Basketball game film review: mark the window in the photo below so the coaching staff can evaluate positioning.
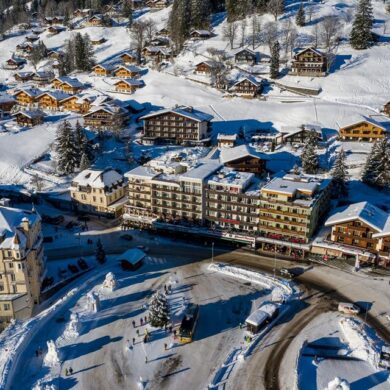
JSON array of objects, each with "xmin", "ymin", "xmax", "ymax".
[
  {"xmin": 10, "ymin": 273, "xmax": 16, "ymax": 281},
  {"xmin": 9, "ymin": 262, "xmax": 14, "ymax": 269},
  {"xmin": 3, "ymin": 304, "xmax": 10, "ymax": 311}
]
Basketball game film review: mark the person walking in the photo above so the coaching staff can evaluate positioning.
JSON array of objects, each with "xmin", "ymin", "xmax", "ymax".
[
  {"xmin": 69, "ymin": 367, "xmax": 73, "ymax": 375},
  {"xmin": 132, "ymin": 337, "xmax": 136, "ymax": 345},
  {"xmin": 132, "ymin": 320, "xmax": 136, "ymax": 328}
]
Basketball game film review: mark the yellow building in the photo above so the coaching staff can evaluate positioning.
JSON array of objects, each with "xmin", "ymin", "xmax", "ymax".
[
  {"xmin": 70, "ymin": 168, "xmax": 127, "ymax": 217},
  {"xmin": 0, "ymin": 204, "xmax": 44, "ymax": 329},
  {"xmin": 339, "ymin": 120, "xmax": 387, "ymax": 142}
]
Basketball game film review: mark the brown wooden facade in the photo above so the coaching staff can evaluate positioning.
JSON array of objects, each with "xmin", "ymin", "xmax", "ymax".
[
  {"xmin": 120, "ymin": 53, "xmax": 137, "ymax": 64},
  {"xmin": 290, "ymin": 48, "xmax": 327, "ymax": 77},
  {"xmin": 83, "ymin": 108, "xmax": 128, "ymax": 130},
  {"xmin": 113, "ymin": 66, "xmax": 141, "ymax": 79},
  {"xmin": 339, "ymin": 121, "xmax": 386, "ymax": 141},
  {"xmin": 36, "ymin": 93, "xmax": 64, "ymax": 110},
  {"xmin": 224, "ymin": 155, "xmax": 266, "ymax": 175},
  {"xmin": 92, "ymin": 65, "xmax": 113, "ymax": 76},
  {"xmin": 231, "ymin": 78, "xmax": 261, "ymax": 98},
  {"xmin": 14, "ymin": 111, "xmax": 44, "ymax": 127},
  {"xmin": 114, "ymin": 80, "xmax": 144, "ymax": 93},
  {"xmin": 0, "ymin": 97, "xmax": 16, "ymax": 113},
  {"xmin": 14, "ymin": 90, "xmax": 39, "ymax": 106},
  {"xmin": 384, "ymin": 102, "xmax": 390, "ymax": 116},
  {"xmin": 194, "ymin": 61, "xmax": 215, "ymax": 75},
  {"xmin": 61, "ymin": 96, "xmax": 91, "ymax": 113}
]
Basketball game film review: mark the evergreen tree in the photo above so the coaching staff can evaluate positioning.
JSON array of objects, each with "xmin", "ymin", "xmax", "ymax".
[
  {"xmin": 169, "ymin": 0, "xmax": 191, "ymax": 49},
  {"xmin": 362, "ymin": 138, "xmax": 390, "ymax": 188},
  {"xmin": 269, "ymin": 40, "xmax": 280, "ymax": 79},
  {"xmin": 301, "ymin": 133, "xmax": 319, "ymax": 174},
  {"xmin": 296, "ymin": 2, "xmax": 305, "ymax": 27},
  {"xmin": 95, "ymin": 239, "xmax": 106, "ymax": 264},
  {"xmin": 331, "ymin": 148, "xmax": 348, "ymax": 198},
  {"xmin": 122, "ymin": 0, "xmax": 133, "ymax": 28},
  {"xmin": 148, "ymin": 291, "xmax": 169, "ymax": 328},
  {"xmin": 191, "ymin": 0, "xmax": 211, "ymax": 29},
  {"xmin": 73, "ymin": 120, "xmax": 93, "ymax": 162},
  {"xmin": 55, "ymin": 120, "xmax": 78, "ymax": 175},
  {"xmin": 350, "ymin": 0, "xmax": 374, "ymax": 50},
  {"xmin": 79, "ymin": 152, "xmax": 91, "ymax": 170}
]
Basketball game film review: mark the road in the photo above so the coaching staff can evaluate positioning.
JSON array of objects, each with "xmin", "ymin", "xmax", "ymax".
[{"xmin": 44, "ymin": 233, "xmax": 390, "ymax": 390}]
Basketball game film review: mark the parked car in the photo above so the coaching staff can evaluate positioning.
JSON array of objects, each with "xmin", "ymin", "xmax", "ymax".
[
  {"xmin": 279, "ymin": 268, "xmax": 294, "ymax": 279},
  {"xmin": 120, "ymin": 234, "xmax": 133, "ymax": 241},
  {"xmin": 68, "ymin": 264, "xmax": 79, "ymax": 274},
  {"xmin": 77, "ymin": 258, "xmax": 89, "ymax": 270},
  {"xmin": 338, "ymin": 302, "xmax": 361, "ymax": 315},
  {"xmin": 120, "ymin": 259, "xmax": 142, "ymax": 271}
]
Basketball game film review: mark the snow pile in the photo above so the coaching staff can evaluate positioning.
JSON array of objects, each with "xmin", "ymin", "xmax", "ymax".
[
  {"xmin": 43, "ymin": 340, "xmax": 61, "ymax": 368},
  {"xmin": 327, "ymin": 377, "xmax": 350, "ymax": 390},
  {"xmin": 33, "ymin": 384, "xmax": 57, "ymax": 390},
  {"xmin": 87, "ymin": 291, "xmax": 100, "ymax": 313},
  {"xmin": 102, "ymin": 272, "xmax": 117, "ymax": 292},
  {"xmin": 208, "ymin": 263, "xmax": 293, "ymax": 299},
  {"xmin": 63, "ymin": 313, "xmax": 81, "ymax": 339},
  {"xmin": 339, "ymin": 318, "xmax": 379, "ymax": 367}
]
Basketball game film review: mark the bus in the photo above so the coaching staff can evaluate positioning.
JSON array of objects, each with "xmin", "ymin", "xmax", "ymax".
[{"xmin": 178, "ymin": 304, "xmax": 199, "ymax": 343}]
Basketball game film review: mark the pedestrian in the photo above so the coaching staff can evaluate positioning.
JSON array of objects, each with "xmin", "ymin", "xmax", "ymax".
[
  {"xmin": 69, "ymin": 367, "xmax": 73, "ymax": 375},
  {"xmin": 132, "ymin": 320, "xmax": 136, "ymax": 328},
  {"xmin": 164, "ymin": 343, "xmax": 167, "ymax": 351},
  {"xmin": 143, "ymin": 336, "xmax": 147, "ymax": 343},
  {"xmin": 169, "ymin": 326, "xmax": 173, "ymax": 333},
  {"xmin": 144, "ymin": 316, "xmax": 148, "ymax": 323},
  {"xmin": 145, "ymin": 356, "xmax": 148, "ymax": 364},
  {"xmin": 65, "ymin": 368, "xmax": 69, "ymax": 376},
  {"xmin": 136, "ymin": 329, "xmax": 140, "ymax": 336},
  {"xmin": 35, "ymin": 350, "xmax": 39, "ymax": 357},
  {"xmin": 132, "ymin": 337, "xmax": 135, "ymax": 345},
  {"xmin": 140, "ymin": 318, "xmax": 143, "ymax": 326}
]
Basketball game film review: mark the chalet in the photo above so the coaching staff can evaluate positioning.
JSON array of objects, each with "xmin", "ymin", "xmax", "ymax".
[
  {"xmin": 113, "ymin": 65, "xmax": 142, "ymax": 79},
  {"xmin": 158, "ymin": 27, "xmax": 169, "ymax": 36},
  {"xmin": 220, "ymin": 145, "xmax": 267, "ymax": 174},
  {"xmin": 383, "ymin": 102, "xmax": 390, "ymax": 117},
  {"xmin": 52, "ymin": 76, "xmax": 84, "ymax": 94},
  {"xmin": 26, "ymin": 35, "xmax": 39, "ymax": 42},
  {"xmin": 84, "ymin": 14, "xmax": 110, "ymax": 27},
  {"xmin": 324, "ymin": 202, "xmax": 390, "ymax": 261},
  {"xmin": 217, "ymin": 134, "xmax": 237, "ymax": 148},
  {"xmin": 14, "ymin": 71, "xmax": 34, "ymax": 82},
  {"xmin": 120, "ymin": 51, "xmax": 137, "ymax": 64},
  {"xmin": 190, "ymin": 30, "xmax": 212, "ymax": 40},
  {"xmin": 32, "ymin": 71, "xmax": 55, "ymax": 86},
  {"xmin": 0, "ymin": 94, "xmax": 16, "ymax": 114},
  {"xmin": 290, "ymin": 47, "xmax": 327, "ymax": 77},
  {"xmin": 13, "ymin": 88, "xmax": 41, "ymax": 107},
  {"xmin": 141, "ymin": 105, "xmax": 213, "ymax": 145},
  {"xmin": 147, "ymin": 36, "xmax": 170, "ymax": 47},
  {"xmin": 83, "ymin": 104, "xmax": 129, "ymax": 130},
  {"xmin": 36, "ymin": 91, "xmax": 70, "ymax": 110},
  {"xmin": 47, "ymin": 50, "xmax": 63, "ymax": 60},
  {"xmin": 114, "ymin": 79, "xmax": 145, "ymax": 93},
  {"xmin": 282, "ymin": 124, "xmax": 323, "ymax": 144},
  {"xmin": 4, "ymin": 57, "xmax": 26, "ymax": 70},
  {"xmin": 13, "ymin": 110, "xmax": 45, "ymax": 127},
  {"xmin": 142, "ymin": 46, "xmax": 172, "ymax": 63},
  {"xmin": 15, "ymin": 42, "xmax": 35, "ymax": 57},
  {"xmin": 73, "ymin": 8, "xmax": 93, "ymax": 17},
  {"xmin": 230, "ymin": 76, "xmax": 262, "ymax": 98},
  {"xmin": 194, "ymin": 61, "xmax": 217, "ymax": 75},
  {"xmin": 48, "ymin": 26, "xmax": 65, "ymax": 35},
  {"xmin": 90, "ymin": 36, "xmax": 107, "ymax": 45},
  {"xmin": 234, "ymin": 48, "xmax": 257, "ymax": 65},
  {"xmin": 44, "ymin": 16, "xmax": 65, "ymax": 25},
  {"xmin": 339, "ymin": 119, "xmax": 387, "ymax": 142},
  {"xmin": 146, "ymin": 0, "xmax": 170, "ymax": 9},
  {"xmin": 61, "ymin": 94, "xmax": 95, "ymax": 113},
  {"xmin": 92, "ymin": 64, "xmax": 115, "ymax": 77}
]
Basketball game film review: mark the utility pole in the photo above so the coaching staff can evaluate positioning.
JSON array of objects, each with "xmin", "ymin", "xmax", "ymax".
[{"xmin": 211, "ymin": 242, "xmax": 214, "ymax": 263}]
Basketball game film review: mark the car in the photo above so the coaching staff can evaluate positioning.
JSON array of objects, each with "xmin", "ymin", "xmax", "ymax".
[
  {"xmin": 77, "ymin": 258, "xmax": 89, "ymax": 270},
  {"xmin": 279, "ymin": 268, "xmax": 294, "ymax": 279},
  {"xmin": 136, "ymin": 245, "xmax": 149, "ymax": 253},
  {"xmin": 68, "ymin": 264, "xmax": 79, "ymax": 274},
  {"xmin": 120, "ymin": 234, "xmax": 133, "ymax": 241},
  {"xmin": 338, "ymin": 302, "xmax": 361, "ymax": 315}
]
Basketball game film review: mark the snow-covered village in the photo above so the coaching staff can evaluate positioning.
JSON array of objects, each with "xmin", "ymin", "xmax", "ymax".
[{"xmin": 0, "ymin": 0, "xmax": 390, "ymax": 388}]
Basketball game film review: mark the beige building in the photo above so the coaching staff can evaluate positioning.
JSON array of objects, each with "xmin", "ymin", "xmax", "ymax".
[
  {"xmin": 0, "ymin": 204, "xmax": 44, "ymax": 329},
  {"xmin": 70, "ymin": 168, "xmax": 127, "ymax": 217}
]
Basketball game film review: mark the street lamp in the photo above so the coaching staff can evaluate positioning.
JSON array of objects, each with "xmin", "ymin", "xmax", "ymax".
[{"xmin": 211, "ymin": 242, "xmax": 214, "ymax": 263}]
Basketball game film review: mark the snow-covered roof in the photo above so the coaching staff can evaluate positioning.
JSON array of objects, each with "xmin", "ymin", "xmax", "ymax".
[
  {"xmin": 245, "ymin": 303, "xmax": 277, "ymax": 326},
  {"xmin": 37, "ymin": 90, "xmax": 71, "ymax": 101},
  {"xmin": 14, "ymin": 88, "xmax": 42, "ymax": 97},
  {"xmin": 14, "ymin": 71, "xmax": 34, "ymax": 78},
  {"xmin": 232, "ymin": 75, "xmax": 261, "ymax": 87},
  {"xmin": 118, "ymin": 248, "xmax": 145, "ymax": 265},
  {"xmin": 93, "ymin": 63, "xmax": 116, "ymax": 71},
  {"xmin": 180, "ymin": 161, "xmax": 221, "ymax": 181},
  {"xmin": 220, "ymin": 144, "xmax": 266, "ymax": 164},
  {"xmin": 217, "ymin": 133, "xmax": 237, "ymax": 141},
  {"xmin": 191, "ymin": 29, "xmax": 212, "ymax": 36},
  {"xmin": 72, "ymin": 168, "xmax": 124, "ymax": 189},
  {"xmin": 54, "ymin": 76, "xmax": 84, "ymax": 88},
  {"xmin": 140, "ymin": 105, "xmax": 213, "ymax": 123},
  {"xmin": 84, "ymin": 103, "xmax": 127, "ymax": 116},
  {"xmin": 195, "ymin": 60, "xmax": 217, "ymax": 68},
  {"xmin": 125, "ymin": 165, "xmax": 158, "ymax": 179},
  {"xmin": 13, "ymin": 109, "xmax": 45, "ymax": 119},
  {"xmin": 337, "ymin": 118, "xmax": 388, "ymax": 132},
  {"xmin": 294, "ymin": 46, "xmax": 325, "ymax": 58},
  {"xmin": 0, "ymin": 94, "xmax": 15, "ymax": 103},
  {"xmin": 114, "ymin": 78, "xmax": 144, "ymax": 87},
  {"xmin": 325, "ymin": 202, "xmax": 390, "ymax": 235},
  {"xmin": 120, "ymin": 51, "xmax": 136, "ymax": 58},
  {"xmin": 114, "ymin": 64, "xmax": 142, "ymax": 73},
  {"xmin": 233, "ymin": 47, "xmax": 256, "ymax": 56},
  {"xmin": 207, "ymin": 167, "xmax": 254, "ymax": 189},
  {"xmin": 262, "ymin": 174, "xmax": 323, "ymax": 196}
]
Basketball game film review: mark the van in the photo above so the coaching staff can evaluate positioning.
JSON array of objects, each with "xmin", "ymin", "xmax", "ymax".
[{"xmin": 338, "ymin": 302, "xmax": 360, "ymax": 315}]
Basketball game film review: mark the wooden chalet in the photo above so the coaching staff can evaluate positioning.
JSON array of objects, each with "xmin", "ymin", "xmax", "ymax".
[
  {"xmin": 220, "ymin": 145, "xmax": 267, "ymax": 174},
  {"xmin": 13, "ymin": 88, "xmax": 41, "ymax": 107},
  {"xmin": 36, "ymin": 91, "xmax": 70, "ymax": 110},
  {"xmin": 120, "ymin": 52, "xmax": 137, "ymax": 64},
  {"xmin": 26, "ymin": 35, "xmax": 39, "ymax": 42},
  {"xmin": 383, "ymin": 102, "xmax": 390, "ymax": 116},
  {"xmin": 90, "ymin": 36, "xmax": 107, "ymax": 45},
  {"xmin": 142, "ymin": 46, "xmax": 172, "ymax": 63},
  {"xmin": 146, "ymin": 0, "xmax": 170, "ymax": 9},
  {"xmin": 61, "ymin": 95, "xmax": 93, "ymax": 113},
  {"xmin": 158, "ymin": 27, "xmax": 169, "ymax": 36},
  {"xmin": 0, "ymin": 95, "xmax": 16, "ymax": 113},
  {"xmin": 234, "ymin": 48, "xmax": 257, "ymax": 65},
  {"xmin": 83, "ymin": 104, "xmax": 129, "ymax": 131},
  {"xmin": 217, "ymin": 134, "xmax": 237, "ymax": 148},
  {"xmin": 14, "ymin": 71, "xmax": 34, "ymax": 82},
  {"xmin": 32, "ymin": 71, "xmax": 55, "ymax": 85},
  {"xmin": 282, "ymin": 124, "xmax": 323, "ymax": 144},
  {"xmin": 13, "ymin": 110, "xmax": 45, "ymax": 127},
  {"xmin": 48, "ymin": 26, "xmax": 65, "ymax": 35},
  {"xmin": 52, "ymin": 77, "xmax": 84, "ymax": 95},
  {"xmin": 84, "ymin": 14, "xmax": 111, "ymax": 27},
  {"xmin": 290, "ymin": 47, "xmax": 327, "ymax": 77},
  {"xmin": 47, "ymin": 50, "xmax": 63, "ymax": 60},
  {"xmin": 339, "ymin": 120, "xmax": 387, "ymax": 142},
  {"xmin": 44, "ymin": 16, "xmax": 65, "ymax": 25},
  {"xmin": 114, "ymin": 79, "xmax": 145, "ymax": 93},
  {"xmin": 92, "ymin": 64, "xmax": 115, "ymax": 77},
  {"xmin": 190, "ymin": 30, "xmax": 212, "ymax": 40},
  {"xmin": 4, "ymin": 57, "xmax": 26, "ymax": 70},
  {"xmin": 73, "ymin": 8, "xmax": 93, "ymax": 17},
  {"xmin": 113, "ymin": 65, "xmax": 142, "ymax": 79},
  {"xmin": 230, "ymin": 77, "xmax": 262, "ymax": 98},
  {"xmin": 194, "ymin": 61, "xmax": 217, "ymax": 75}
]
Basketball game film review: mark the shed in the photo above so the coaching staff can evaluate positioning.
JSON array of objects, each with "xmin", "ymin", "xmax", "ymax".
[{"xmin": 117, "ymin": 248, "xmax": 145, "ymax": 270}]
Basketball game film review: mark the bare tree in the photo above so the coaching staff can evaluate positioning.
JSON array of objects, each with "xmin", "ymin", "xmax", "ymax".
[
  {"xmin": 130, "ymin": 21, "xmax": 147, "ymax": 63},
  {"xmin": 210, "ymin": 62, "xmax": 228, "ymax": 90},
  {"xmin": 240, "ymin": 19, "xmax": 247, "ymax": 48},
  {"xmin": 144, "ymin": 18, "xmax": 156, "ymax": 43},
  {"xmin": 287, "ymin": 26, "xmax": 298, "ymax": 58},
  {"xmin": 268, "ymin": 0, "xmax": 284, "ymax": 21},
  {"xmin": 249, "ymin": 15, "xmax": 261, "ymax": 49},
  {"xmin": 307, "ymin": 4, "xmax": 314, "ymax": 23},
  {"xmin": 320, "ymin": 15, "xmax": 340, "ymax": 52},
  {"xmin": 281, "ymin": 19, "xmax": 293, "ymax": 58},
  {"xmin": 311, "ymin": 23, "xmax": 320, "ymax": 47},
  {"xmin": 207, "ymin": 47, "xmax": 227, "ymax": 63},
  {"xmin": 223, "ymin": 22, "xmax": 238, "ymax": 49},
  {"xmin": 263, "ymin": 21, "xmax": 278, "ymax": 53},
  {"xmin": 30, "ymin": 174, "xmax": 44, "ymax": 192}
]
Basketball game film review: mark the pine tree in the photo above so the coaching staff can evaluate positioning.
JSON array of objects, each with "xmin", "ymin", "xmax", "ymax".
[
  {"xmin": 362, "ymin": 138, "xmax": 390, "ymax": 188},
  {"xmin": 191, "ymin": 0, "xmax": 211, "ymax": 29},
  {"xmin": 301, "ymin": 133, "xmax": 319, "ymax": 174},
  {"xmin": 296, "ymin": 2, "xmax": 305, "ymax": 27},
  {"xmin": 148, "ymin": 291, "xmax": 169, "ymax": 328},
  {"xmin": 79, "ymin": 152, "xmax": 91, "ymax": 170},
  {"xmin": 331, "ymin": 148, "xmax": 348, "ymax": 198},
  {"xmin": 95, "ymin": 239, "xmax": 106, "ymax": 264},
  {"xmin": 270, "ymin": 40, "xmax": 280, "ymax": 79},
  {"xmin": 55, "ymin": 121, "xmax": 78, "ymax": 175},
  {"xmin": 350, "ymin": 0, "xmax": 374, "ymax": 50},
  {"xmin": 169, "ymin": 0, "xmax": 191, "ymax": 49},
  {"xmin": 73, "ymin": 121, "xmax": 93, "ymax": 162}
]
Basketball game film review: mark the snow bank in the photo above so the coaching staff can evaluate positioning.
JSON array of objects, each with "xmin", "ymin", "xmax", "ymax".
[
  {"xmin": 327, "ymin": 377, "xmax": 350, "ymax": 390},
  {"xmin": 208, "ymin": 262, "xmax": 293, "ymax": 299},
  {"xmin": 339, "ymin": 318, "xmax": 380, "ymax": 368}
]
